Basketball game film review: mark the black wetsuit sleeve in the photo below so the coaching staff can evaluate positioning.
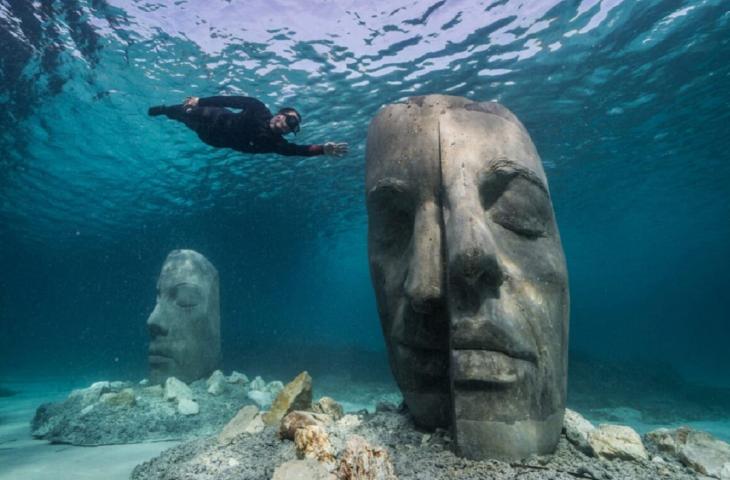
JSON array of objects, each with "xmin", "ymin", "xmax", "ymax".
[
  {"xmin": 197, "ymin": 96, "xmax": 268, "ymax": 112},
  {"xmin": 273, "ymin": 141, "xmax": 325, "ymax": 157}
]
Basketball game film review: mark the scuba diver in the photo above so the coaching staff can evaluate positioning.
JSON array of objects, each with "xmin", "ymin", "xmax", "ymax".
[{"xmin": 148, "ymin": 95, "xmax": 348, "ymax": 157}]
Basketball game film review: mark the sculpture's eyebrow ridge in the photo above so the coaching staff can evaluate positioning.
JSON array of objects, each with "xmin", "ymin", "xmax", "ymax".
[
  {"xmin": 367, "ymin": 177, "xmax": 413, "ymax": 202},
  {"xmin": 485, "ymin": 159, "xmax": 548, "ymax": 195}
]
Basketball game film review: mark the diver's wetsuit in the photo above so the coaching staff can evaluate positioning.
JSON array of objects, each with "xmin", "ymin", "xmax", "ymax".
[{"xmin": 149, "ymin": 96, "xmax": 324, "ymax": 156}]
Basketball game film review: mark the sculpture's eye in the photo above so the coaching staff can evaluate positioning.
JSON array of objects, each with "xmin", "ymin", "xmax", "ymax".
[
  {"xmin": 481, "ymin": 171, "xmax": 551, "ymax": 239},
  {"xmin": 368, "ymin": 186, "xmax": 414, "ymax": 255},
  {"xmin": 170, "ymin": 283, "xmax": 203, "ymax": 309}
]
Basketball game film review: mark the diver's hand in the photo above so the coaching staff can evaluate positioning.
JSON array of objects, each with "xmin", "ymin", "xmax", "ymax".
[
  {"xmin": 183, "ymin": 96, "xmax": 199, "ymax": 107},
  {"xmin": 323, "ymin": 142, "xmax": 348, "ymax": 157}
]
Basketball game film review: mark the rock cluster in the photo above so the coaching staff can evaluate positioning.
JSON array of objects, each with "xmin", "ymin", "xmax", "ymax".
[
  {"xmin": 130, "ymin": 373, "xmax": 729, "ymax": 480},
  {"xmin": 31, "ymin": 370, "xmax": 268, "ymax": 445},
  {"xmin": 646, "ymin": 427, "xmax": 730, "ymax": 479}
]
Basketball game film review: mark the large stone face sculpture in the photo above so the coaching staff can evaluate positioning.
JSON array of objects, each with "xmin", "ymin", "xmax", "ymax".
[
  {"xmin": 147, "ymin": 249, "xmax": 221, "ymax": 384},
  {"xmin": 365, "ymin": 95, "xmax": 569, "ymax": 461}
]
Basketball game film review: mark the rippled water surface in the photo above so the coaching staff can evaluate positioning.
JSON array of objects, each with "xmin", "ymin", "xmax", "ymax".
[{"xmin": 1, "ymin": 1, "xmax": 729, "ymax": 384}]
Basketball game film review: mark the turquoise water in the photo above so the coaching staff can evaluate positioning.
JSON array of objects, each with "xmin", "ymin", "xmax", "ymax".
[{"xmin": 1, "ymin": 0, "xmax": 729, "ymax": 395}]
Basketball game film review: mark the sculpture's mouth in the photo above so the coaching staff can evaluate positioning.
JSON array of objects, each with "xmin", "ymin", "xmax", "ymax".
[
  {"xmin": 148, "ymin": 345, "xmax": 175, "ymax": 365},
  {"xmin": 451, "ymin": 349, "xmax": 534, "ymax": 386}
]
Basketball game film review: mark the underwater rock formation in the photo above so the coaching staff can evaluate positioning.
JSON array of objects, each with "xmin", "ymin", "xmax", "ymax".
[
  {"xmin": 645, "ymin": 427, "xmax": 730, "ymax": 479},
  {"xmin": 31, "ymin": 371, "xmax": 265, "ymax": 445},
  {"xmin": 130, "ymin": 405, "xmax": 703, "ymax": 480},
  {"xmin": 148, "ymin": 249, "xmax": 221, "ymax": 385},
  {"xmin": 365, "ymin": 95, "xmax": 569, "ymax": 461}
]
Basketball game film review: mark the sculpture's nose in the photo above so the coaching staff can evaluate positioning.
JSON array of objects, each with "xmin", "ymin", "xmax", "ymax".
[
  {"xmin": 147, "ymin": 305, "xmax": 168, "ymax": 338},
  {"xmin": 445, "ymin": 197, "xmax": 504, "ymax": 314},
  {"xmin": 404, "ymin": 201, "xmax": 444, "ymax": 314}
]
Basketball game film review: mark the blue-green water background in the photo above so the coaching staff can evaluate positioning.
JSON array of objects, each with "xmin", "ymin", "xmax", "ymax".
[{"xmin": 1, "ymin": 0, "xmax": 729, "ymax": 386}]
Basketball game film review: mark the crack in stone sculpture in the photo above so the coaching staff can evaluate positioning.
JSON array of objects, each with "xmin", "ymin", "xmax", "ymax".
[{"xmin": 365, "ymin": 94, "xmax": 569, "ymax": 461}]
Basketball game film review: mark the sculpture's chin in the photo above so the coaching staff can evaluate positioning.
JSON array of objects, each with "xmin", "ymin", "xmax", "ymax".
[{"xmin": 454, "ymin": 410, "xmax": 564, "ymax": 461}]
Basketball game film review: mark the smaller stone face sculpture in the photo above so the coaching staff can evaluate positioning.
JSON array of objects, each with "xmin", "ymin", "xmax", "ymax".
[{"xmin": 147, "ymin": 249, "xmax": 220, "ymax": 384}]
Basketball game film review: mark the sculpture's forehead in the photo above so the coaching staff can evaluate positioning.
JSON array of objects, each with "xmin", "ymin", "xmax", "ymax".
[
  {"xmin": 159, "ymin": 263, "xmax": 210, "ymax": 290},
  {"xmin": 366, "ymin": 99, "xmax": 548, "ymax": 189}
]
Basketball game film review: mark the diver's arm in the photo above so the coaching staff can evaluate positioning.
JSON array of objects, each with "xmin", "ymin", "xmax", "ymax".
[
  {"xmin": 273, "ymin": 141, "xmax": 325, "ymax": 157},
  {"xmin": 273, "ymin": 141, "xmax": 348, "ymax": 157},
  {"xmin": 196, "ymin": 96, "xmax": 268, "ymax": 111}
]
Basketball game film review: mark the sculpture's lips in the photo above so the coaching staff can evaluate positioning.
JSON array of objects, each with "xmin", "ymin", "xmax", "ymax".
[
  {"xmin": 148, "ymin": 354, "xmax": 172, "ymax": 364},
  {"xmin": 451, "ymin": 349, "xmax": 532, "ymax": 385},
  {"xmin": 148, "ymin": 346, "xmax": 174, "ymax": 363},
  {"xmin": 450, "ymin": 312, "xmax": 538, "ymax": 365}
]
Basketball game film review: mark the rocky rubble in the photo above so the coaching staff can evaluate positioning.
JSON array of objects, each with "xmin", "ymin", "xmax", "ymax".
[
  {"xmin": 31, "ymin": 370, "xmax": 279, "ymax": 445},
  {"xmin": 131, "ymin": 371, "xmax": 721, "ymax": 480}
]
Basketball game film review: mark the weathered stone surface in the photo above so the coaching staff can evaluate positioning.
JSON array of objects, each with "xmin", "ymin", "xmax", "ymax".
[
  {"xmin": 365, "ymin": 95, "xmax": 569, "ymax": 461},
  {"xmin": 337, "ymin": 434, "xmax": 397, "ymax": 480},
  {"xmin": 227, "ymin": 371, "xmax": 249, "ymax": 384},
  {"xmin": 100, "ymin": 388, "xmax": 136, "ymax": 407},
  {"xmin": 266, "ymin": 380, "xmax": 285, "ymax": 395},
  {"xmin": 164, "ymin": 377, "xmax": 193, "ymax": 402},
  {"xmin": 263, "ymin": 371, "xmax": 313, "ymax": 426},
  {"xmin": 294, "ymin": 424, "xmax": 336, "ymax": 467},
  {"xmin": 588, "ymin": 424, "xmax": 647, "ymax": 461},
  {"xmin": 147, "ymin": 249, "xmax": 220, "ymax": 384},
  {"xmin": 142, "ymin": 385, "xmax": 164, "ymax": 397},
  {"xmin": 646, "ymin": 426, "xmax": 730, "ymax": 479},
  {"xmin": 563, "ymin": 408, "xmax": 595, "ymax": 455},
  {"xmin": 218, "ymin": 405, "xmax": 260, "ymax": 444},
  {"xmin": 272, "ymin": 459, "xmax": 334, "ymax": 480},
  {"xmin": 32, "ymin": 376, "xmax": 255, "ymax": 445},
  {"xmin": 206, "ymin": 370, "xmax": 227, "ymax": 396},
  {"xmin": 313, "ymin": 396, "xmax": 344, "ymax": 420},
  {"xmin": 247, "ymin": 390, "xmax": 273, "ymax": 408},
  {"xmin": 68, "ymin": 381, "xmax": 110, "ymax": 405},
  {"xmin": 177, "ymin": 398, "xmax": 199, "ymax": 415},
  {"xmin": 250, "ymin": 376, "xmax": 266, "ymax": 391},
  {"xmin": 130, "ymin": 410, "xmax": 701, "ymax": 480},
  {"xmin": 244, "ymin": 412, "xmax": 265, "ymax": 434},
  {"xmin": 280, "ymin": 410, "xmax": 332, "ymax": 440}
]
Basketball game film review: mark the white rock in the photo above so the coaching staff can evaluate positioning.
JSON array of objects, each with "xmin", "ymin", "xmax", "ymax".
[
  {"xmin": 227, "ymin": 371, "xmax": 249, "ymax": 384},
  {"xmin": 721, "ymin": 462, "xmax": 730, "ymax": 480},
  {"xmin": 228, "ymin": 458, "xmax": 240, "ymax": 467},
  {"xmin": 563, "ymin": 408, "xmax": 595, "ymax": 455},
  {"xmin": 79, "ymin": 405, "xmax": 95, "ymax": 416},
  {"xmin": 588, "ymin": 424, "xmax": 647, "ymax": 461},
  {"xmin": 647, "ymin": 427, "xmax": 730, "ymax": 479},
  {"xmin": 247, "ymin": 390, "xmax": 273, "ymax": 409},
  {"xmin": 164, "ymin": 377, "xmax": 193, "ymax": 402},
  {"xmin": 272, "ymin": 459, "xmax": 333, "ymax": 480},
  {"xmin": 206, "ymin": 370, "xmax": 227, "ymax": 396},
  {"xmin": 68, "ymin": 381, "xmax": 110, "ymax": 405},
  {"xmin": 177, "ymin": 398, "xmax": 200, "ymax": 415},
  {"xmin": 218, "ymin": 405, "xmax": 260, "ymax": 444},
  {"xmin": 337, "ymin": 414, "xmax": 362, "ymax": 429},
  {"xmin": 139, "ymin": 379, "xmax": 150, "ymax": 386},
  {"xmin": 265, "ymin": 380, "xmax": 284, "ymax": 395},
  {"xmin": 249, "ymin": 376, "xmax": 266, "ymax": 391},
  {"xmin": 244, "ymin": 413, "xmax": 265, "ymax": 434},
  {"xmin": 109, "ymin": 381, "xmax": 128, "ymax": 390}
]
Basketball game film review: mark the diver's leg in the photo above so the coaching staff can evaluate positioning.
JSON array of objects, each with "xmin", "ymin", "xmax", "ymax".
[{"xmin": 148, "ymin": 104, "xmax": 220, "ymax": 133}]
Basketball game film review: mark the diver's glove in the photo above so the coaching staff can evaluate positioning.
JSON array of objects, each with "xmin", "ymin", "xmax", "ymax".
[{"xmin": 323, "ymin": 142, "xmax": 349, "ymax": 157}]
